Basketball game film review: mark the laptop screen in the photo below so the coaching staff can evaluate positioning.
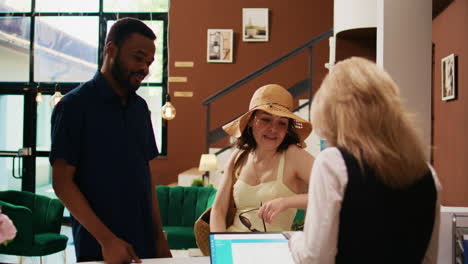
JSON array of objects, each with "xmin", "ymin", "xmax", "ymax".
[{"xmin": 209, "ymin": 232, "xmax": 295, "ymax": 264}]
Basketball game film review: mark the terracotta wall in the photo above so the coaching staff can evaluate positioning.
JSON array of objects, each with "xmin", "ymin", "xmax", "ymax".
[
  {"xmin": 151, "ymin": 1, "xmax": 333, "ymax": 185},
  {"xmin": 432, "ymin": 0, "xmax": 468, "ymax": 206}
]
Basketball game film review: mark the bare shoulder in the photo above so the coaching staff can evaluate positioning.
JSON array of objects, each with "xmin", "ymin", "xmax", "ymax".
[
  {"xmin": 285, "ymin": 144, "xmax": 314, "ymax": 162},
  {"xmin": 284, "ymin": 145, "xmax": 314, "ymax": 185}
]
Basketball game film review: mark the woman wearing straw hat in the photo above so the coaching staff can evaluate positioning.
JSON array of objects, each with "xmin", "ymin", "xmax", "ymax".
[
  {"xmin": 288, "ymin": 57, "xmax": 441, "ymax": 263},
  {"xmin": 210, "ymin": 84, "xmax": 315, "ymax": 232}
]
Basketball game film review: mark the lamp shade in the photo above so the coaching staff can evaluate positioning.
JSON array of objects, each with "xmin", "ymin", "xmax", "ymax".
[{"xmin": 198, "ymin": 154, "xmax": 217, "ymax": 172}]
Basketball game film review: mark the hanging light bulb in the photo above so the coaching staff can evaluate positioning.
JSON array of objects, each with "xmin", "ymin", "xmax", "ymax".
[
  {"xmin": 35, "ymin": 85, "xmax": 43, "ymax": 103},
  {"xmin": 52, "ymin": 91, "xmax": 62, "ymax": 105},
  {"xmin": 161, "ymin": 93, "xmax": 176, "ymax": 120},
  {"xmin": 50, "ymin": 84, "xmax": 63, "ymax": 107},
  {"xmin": 36, "ymin": 92, "xmax": 43, "ymax": 103}
]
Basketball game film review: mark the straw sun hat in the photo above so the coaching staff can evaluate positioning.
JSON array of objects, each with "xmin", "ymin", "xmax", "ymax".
[{"xmin": 222, "ymin": 84, "xmax": 312, "ymax": 148}]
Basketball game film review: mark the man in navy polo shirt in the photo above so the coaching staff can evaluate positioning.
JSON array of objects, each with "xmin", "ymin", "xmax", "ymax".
[{"xmin": 50, "ymin": 17, "xmax": 171, "ymax": 263}]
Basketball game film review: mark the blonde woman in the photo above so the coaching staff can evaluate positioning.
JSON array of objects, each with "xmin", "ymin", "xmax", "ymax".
[
  {"xmin": 210, "ymin": 84, "xmax": 314, "ymax": 233},
  {"xmin": 289, "ymin": 57, "xmax": 441, "ymax": 264}
]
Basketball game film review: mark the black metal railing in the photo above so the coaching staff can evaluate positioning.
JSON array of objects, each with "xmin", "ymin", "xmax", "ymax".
[
  {"xmin": 0, "ymin": 148, "xmax": 33, "ymax": 179},
  {"xmin": 202, "ymin": 29, "xmax": 333, "ymax": 153}
]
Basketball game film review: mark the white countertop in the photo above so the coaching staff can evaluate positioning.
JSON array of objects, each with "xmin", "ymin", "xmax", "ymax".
[{"xmin": 79, "ymin": 257, "xmax": 210, "ymax": 264}]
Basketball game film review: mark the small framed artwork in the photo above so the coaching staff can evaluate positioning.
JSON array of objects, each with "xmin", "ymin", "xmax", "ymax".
[
  {"xmin": 441, "ymin": 54, "xmax": 457, "ymax": 101},
  {"xmin": 207, "ymin": 29, "xmax": 233, "ymax": 63},
  {"xmin": 242, "ymin": 8, "xmax": 269, "ymax": 42}
]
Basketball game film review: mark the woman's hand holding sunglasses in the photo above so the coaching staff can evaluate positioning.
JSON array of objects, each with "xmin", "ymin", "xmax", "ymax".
[
  {"xmin": 239, "ymin": 202, "xmax": 267, "ymax": 232},
  {"xmin": 258, "ymin": 197, "xmax": 287, "ymax": 224}
]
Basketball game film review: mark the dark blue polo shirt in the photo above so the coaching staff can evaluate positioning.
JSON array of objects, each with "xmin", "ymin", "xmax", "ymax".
[{"xmin": 50, "ymin": 72, "xmax": 159, "ymax": 261}]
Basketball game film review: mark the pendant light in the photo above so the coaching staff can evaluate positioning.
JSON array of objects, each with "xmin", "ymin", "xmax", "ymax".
[
  {"xmin": 35, "ymin": 85, "xmax": 43, "ymax": 103},
  {"xmin": 50, "ymin": 84, "xmax": 63, "ymax": 107},
  {"xmin": 161, "ymin": 93, "xmax": 176, "ymax": 120}
]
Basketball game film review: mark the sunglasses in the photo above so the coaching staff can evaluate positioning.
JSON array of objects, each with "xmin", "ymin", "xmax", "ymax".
[{"xmin": 238, "ymin": 202, "xmax": 267, "ymax": 232}]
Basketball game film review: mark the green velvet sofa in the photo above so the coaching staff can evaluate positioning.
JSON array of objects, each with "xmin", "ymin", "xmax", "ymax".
[
  {"xmin": 156, "ymin": 185, "xmax": 217, "ymax": 249},
  {"xmin": 156, "ymin": 185, "xmax": 306, "ymax": 249}
]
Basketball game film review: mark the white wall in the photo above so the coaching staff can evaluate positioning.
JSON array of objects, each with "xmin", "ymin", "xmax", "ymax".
[
  {"xmin": 334, "ymin": 0, "xmax": 377, "ymax": 35},
  {"xmin": 332, "ymin": 0, "xmax": 432, "ymax": 159},
  {"xmin": 377, "ymin": 0, "xmax": 432, "ymax": 159}
]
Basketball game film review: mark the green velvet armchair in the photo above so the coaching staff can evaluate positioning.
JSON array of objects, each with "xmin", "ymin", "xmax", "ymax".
[
  {"xmin": 156, "ymin": 185, "xmax": 216, "ymax": 249},
  {"xmin": 0, "ymin": 190, "xmax": 68, "ymax": 261}
]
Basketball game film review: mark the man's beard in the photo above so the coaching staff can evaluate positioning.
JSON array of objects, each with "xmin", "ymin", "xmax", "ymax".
[{"xmin": 110, "ymin": 52, "xmax": 143, "ymax": 93}]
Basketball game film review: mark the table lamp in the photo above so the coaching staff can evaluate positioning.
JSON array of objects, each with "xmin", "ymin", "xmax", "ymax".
[{"xmin": 198, "ymin": 154, "xmax": 217, "ymax": 186}]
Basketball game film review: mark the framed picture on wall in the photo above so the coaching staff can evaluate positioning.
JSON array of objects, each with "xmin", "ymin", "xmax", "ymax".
[
  {"xmin": 207, "ymin": 29, "xmax": 233, "ymax": 63},
  {"xmin": 441, "ymin": 53, "xmax": 456, "ymax": 101},
  {"xmin": 242, "ymin": 8, "xmax": 269, "ymax": 42}
]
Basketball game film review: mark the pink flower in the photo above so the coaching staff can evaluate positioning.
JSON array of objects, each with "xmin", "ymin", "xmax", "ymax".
[{"xmin": 0, "ymin": 209, "xmax": 17, "ymax": 245}]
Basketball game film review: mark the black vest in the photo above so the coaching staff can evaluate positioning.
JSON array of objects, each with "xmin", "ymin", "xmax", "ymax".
[{"xmin": 336, "ymin": 147, "xmax": 437, "ymax": 264}]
